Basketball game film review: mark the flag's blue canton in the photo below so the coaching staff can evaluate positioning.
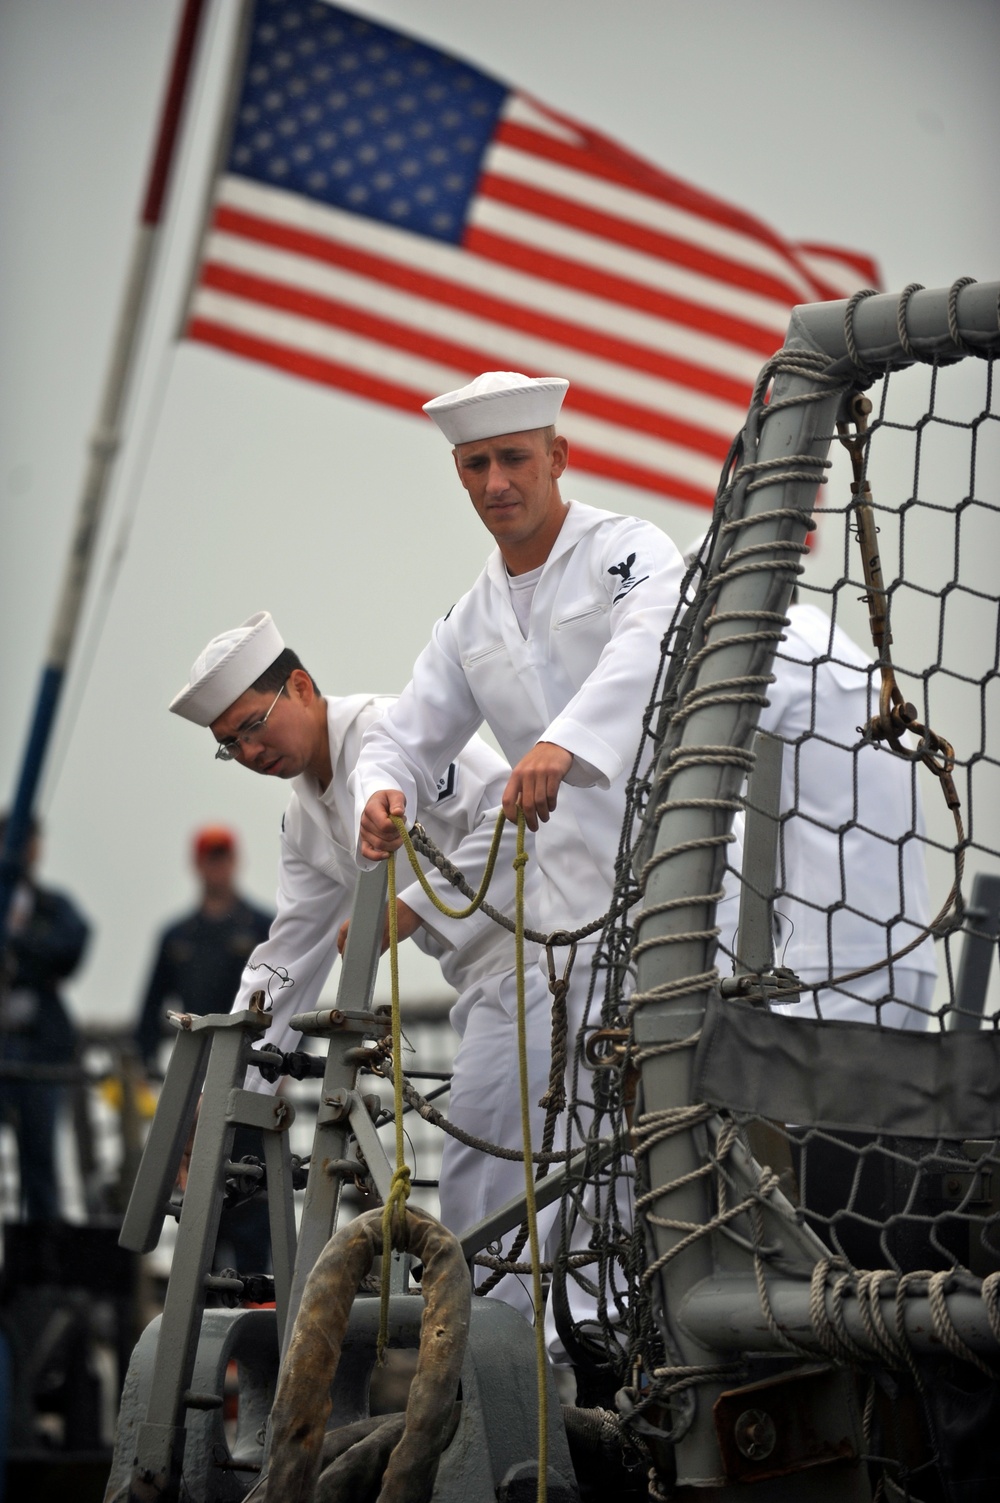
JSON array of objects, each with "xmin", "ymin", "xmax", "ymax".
[{"xmin": 228, "ymin": 0, "xmax": 508, "ymax": 245}]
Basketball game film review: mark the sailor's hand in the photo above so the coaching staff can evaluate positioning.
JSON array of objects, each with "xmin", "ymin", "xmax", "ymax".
[
  {"xmin": 337, "ymin": 900, "xmax": 422, "ymax": 957},
  {"xmin": 360, "ymin": 790, "xmax": 408, "ymax": 861},
  {"xmin": 503, "ymin": 741, "xmax": 573, "ymax": 831}
]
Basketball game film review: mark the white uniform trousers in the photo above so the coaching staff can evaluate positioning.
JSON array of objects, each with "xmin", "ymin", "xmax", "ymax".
[
  {"xmin": 543, "ymin": 875, "xmax": 749, "ymax": 1370},
  {"xmin": 535, "ymin": 938, "xmax": 636, "ymax": 1369},
  {"xmin": 438, "ymin": 963, "xmax": 558, "ymax": 1326}
]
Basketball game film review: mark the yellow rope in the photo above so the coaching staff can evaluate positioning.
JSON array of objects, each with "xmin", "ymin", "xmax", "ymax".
[
  {"xmin": 513, "ymin": 809, "xmax": 548, "ymax": 1503},
  {"xmin": 390, "ymin": 809, "xmax": 507, "ymax": 918},
  {"xmin": 377, "ymin": 849, "xmax": 411, "ymax": 1364},
  {"xmin": 379, "ymin": 809, "xmax": 548, "ymax": 1501}
]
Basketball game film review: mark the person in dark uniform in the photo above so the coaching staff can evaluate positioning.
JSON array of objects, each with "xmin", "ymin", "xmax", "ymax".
[
  {"xmin": 136, "ymin": 826, "xmax": 273, "ymax": 1272},
  {"xmin": 137, "ymin": 826, "xmax": 272, "ymax": 1066},
  {"xmin": 0, "ymin": 813, "xmax": 90, "ymax": 1221}
]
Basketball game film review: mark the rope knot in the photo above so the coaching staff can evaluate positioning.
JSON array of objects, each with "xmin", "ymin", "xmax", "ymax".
[
  {"xmin": 538, "ymin": 1081, "xmax": 566, "ymax": 1113},
  {"xmin": 384, "ymin": 1164, "xmax": 412, "ymax": 1246},
  {"xmin": 377, "ymin": 1167, "xmax": 413, "ymax": 1365}
]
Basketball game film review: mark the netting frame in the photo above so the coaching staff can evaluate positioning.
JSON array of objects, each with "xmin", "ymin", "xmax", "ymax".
[{"xmin": 630, "ymin": 281, "xmax": 1000, "ymax": 1491}]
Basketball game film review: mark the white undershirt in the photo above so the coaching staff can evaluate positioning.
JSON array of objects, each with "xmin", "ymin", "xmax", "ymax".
[
  {"xmin": 506, "ymin": 562, "xmax": 600, "ymax": 786},
  {"xmin": 506, "ymin": 562, "xmax": 544, "ymax": 637}
]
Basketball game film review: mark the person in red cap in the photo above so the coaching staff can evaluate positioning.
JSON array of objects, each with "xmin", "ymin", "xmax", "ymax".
[{"xmin": 135, "ymin": 827, "xmax": 273, "ymax": 1071}]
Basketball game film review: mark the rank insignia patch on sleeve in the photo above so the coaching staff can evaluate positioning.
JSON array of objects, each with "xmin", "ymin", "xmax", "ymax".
[{"xmin": 608, "ymin": 552, "xmax": 649, "ymax": 602}]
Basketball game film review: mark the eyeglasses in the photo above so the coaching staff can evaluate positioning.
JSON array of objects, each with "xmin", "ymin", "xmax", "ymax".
[{"xmin": 214, "ymin": 685, "xmax": 286, "ymax": 761}]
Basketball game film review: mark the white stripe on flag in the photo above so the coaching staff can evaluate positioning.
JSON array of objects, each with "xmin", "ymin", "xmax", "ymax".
[
  {"xmin": 189, "ymin": 285, "xmax": 722, "ymax": 492},
  {"xmin": 796, "ymin": 249, "xmax": 879, "ymax": 297},
  {"xmin": 485, "ymin": 138, "xmax": 820, "ymax": 304},
  {"xmin": 190, "ymin": 285, "xmax": 460, "ymax": 391},
  {"xmin": 504, "ymin": 93, "xmax": 582, "ymax": 146},
  {"xmin": 470, "ymin": 196, "xmax": 796, "ymax": 332},
  {"xmin": 203, "ymin": 228, "xmax": 749, "ymax": 435},
  {"xmin": 215, "ymin": 176, "xmax": 773, "ymax": 381}
]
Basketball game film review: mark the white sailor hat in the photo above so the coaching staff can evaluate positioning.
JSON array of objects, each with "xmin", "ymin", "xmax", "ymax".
[
  {"xmin": 169, "ymin": 611, "xmax": 284, "ymax": 726},
  {"xmin": 423, "ymin": 371, "xmax": 569, "ymax": 445}
]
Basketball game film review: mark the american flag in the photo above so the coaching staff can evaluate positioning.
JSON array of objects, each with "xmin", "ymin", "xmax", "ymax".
[{"xmin": 184, "ymin": 0, "xmax": 879, "ymax": 508}]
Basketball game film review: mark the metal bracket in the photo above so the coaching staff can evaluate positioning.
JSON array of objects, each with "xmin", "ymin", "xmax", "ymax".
[
  {"xmin": 714, "ymin": 1365, "xmax": 862, "ymax": 1489},
  {"xmin": 280, "ymin": 865, "xmax": 392, "ymax": 1358},
  {"xmin": 458, "ymin": 1137, "xmax": 618, "ymax": 1261},
  {"xmin": 950, "ymin": 872, "xmax": 1000, "ymax": 1030},
  {"xmin": 734, "ymin": 728, "xmax": 783, "ymax": 986}
]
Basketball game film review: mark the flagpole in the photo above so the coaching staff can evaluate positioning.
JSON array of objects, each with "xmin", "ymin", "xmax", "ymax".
[{"xmin": 0, "ymin": 0, "xmax": 210, "ymax": 942}]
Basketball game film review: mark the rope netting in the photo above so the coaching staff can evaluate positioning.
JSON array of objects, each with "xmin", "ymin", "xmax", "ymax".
[
  {"xmin": 592, "ymin": 320, "xmax": 1000, "ymax": 1496},
  {"xmin": 321, "ymin": 285, "xmax": 1000, "ymax": 1498}
]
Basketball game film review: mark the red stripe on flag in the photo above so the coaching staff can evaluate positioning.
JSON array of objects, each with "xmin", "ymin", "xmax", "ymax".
[
  {"xmin": 795, "ymin": 241, "xmax": 882, "ymax": 288},
  {"xmin": 498, "ymin": 107, "xmax": 850, "ymax": 302},
  {"xmin": 187, "ymin": 317, "xmax": 718, "ymax": 507},
  {"xmin": 567, "ymin": 441, "xmax": 716, "ymax": 509},
  {"xmin": 198, "ymin": 260, "xmax": 732, "ymax": 460},
  {"xmin": 212, "ymin": 203, "xmax": 754, "ymax": 407},
  {"xmin": 186, "ymin": 317, "xmax": 426, "ymax": 416},
  {"xmin": 464, "ymin": 224, "xmax": 783, "ymax": 356},
  {"xmin": 478, "ymin": 170, "xmax": 810, "ymax": 309}
]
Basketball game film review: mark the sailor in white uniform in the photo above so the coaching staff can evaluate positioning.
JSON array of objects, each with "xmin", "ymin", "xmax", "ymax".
[
  {"xmin": 682, "ymin": 526, "xmax": 937, "ymax": 1025},
  {"xmin": 169, "ymin": 609, "xmax": 553, "ymax": 1322},
  {"xmin": 757, "ymin": 598, "xmax": 937, "ymax": 1029},
  {"xmin": 352, "ymin": 371, "xmax": 685, "ymax": 958},
  {"xmin": 351, "ymin": 372, "xmax": 686, "ymax": 1369}
]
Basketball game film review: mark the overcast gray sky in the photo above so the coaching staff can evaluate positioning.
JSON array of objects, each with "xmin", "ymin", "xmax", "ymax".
[{"xmin": 1, "ymin": 0, "xmax": 998, "ymax": 1028}]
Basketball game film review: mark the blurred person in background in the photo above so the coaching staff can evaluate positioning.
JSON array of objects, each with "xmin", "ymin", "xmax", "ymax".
[
  {"xmin": 135, "ymin": 825, "xmax": 273, "ymax": 1272},
  {"xmin": 687, "ymin": 534, "xmax": 938, "ymax": 1272},
  {"xmin": 0, "ymin": 813, "xmax": 90, "ymax": 1221},
  {"xmin": 136, "ymin": 826, "xmax": 272, "ymax": 1069},
  {"xmin": 758, "ymin": 594, "xmax": 936, "ymax": 1029},
  {"xmin": 683, "ymin": 535, "xmax": 936, "ymax": 1024}
]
